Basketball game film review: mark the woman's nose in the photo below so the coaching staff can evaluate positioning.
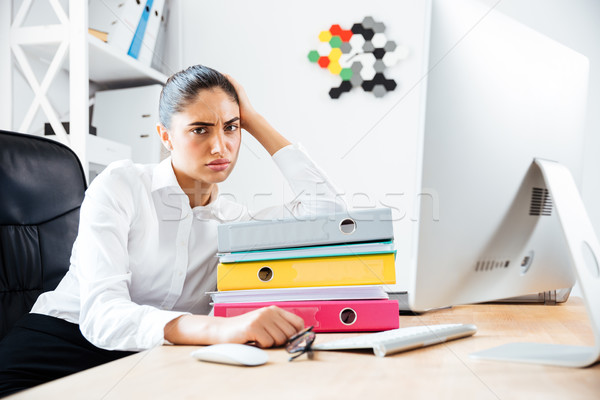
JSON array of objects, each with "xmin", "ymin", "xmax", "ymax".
[{"xmin": 210, "ymin": 131, "xmax": 226, "ymax": 155}]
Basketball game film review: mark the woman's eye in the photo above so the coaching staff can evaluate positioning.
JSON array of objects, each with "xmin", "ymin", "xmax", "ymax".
[
  {"xmin": 192, "ymin": 127, "xmax": 207, "ymax": 135},
  {"xmin": 225, "ymin": 125, "xmax": 239, "ymax": 133}
]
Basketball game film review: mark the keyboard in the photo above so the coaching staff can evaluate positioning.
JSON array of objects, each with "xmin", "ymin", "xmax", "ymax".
[{"xmin": 312, "ymin": 323, "xmax": 477, "ymax": 357}]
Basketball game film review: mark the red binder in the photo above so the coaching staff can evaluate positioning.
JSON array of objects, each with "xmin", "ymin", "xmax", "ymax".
[{"xmin": 213, "ymin": 299, "xmax": 399, "ymax": 332}]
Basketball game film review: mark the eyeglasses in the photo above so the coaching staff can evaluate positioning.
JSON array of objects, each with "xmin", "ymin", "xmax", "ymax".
[{"xmin": 285, "ymin": 326, "xmax": 316, "ymax": 361}]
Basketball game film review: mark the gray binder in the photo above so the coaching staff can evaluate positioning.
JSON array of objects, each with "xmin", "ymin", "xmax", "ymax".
[{"xmin": 217, "ymin": 208, "xmax": 394, "ymax": 253}]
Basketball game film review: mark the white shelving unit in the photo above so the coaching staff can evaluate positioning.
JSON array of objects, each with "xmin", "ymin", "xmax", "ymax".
[{"xmin": 2, "ymin": 0, "xmax": 168, "ymax": 180}]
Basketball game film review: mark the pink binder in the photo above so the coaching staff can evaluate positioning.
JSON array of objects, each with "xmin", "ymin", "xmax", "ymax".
[{"xmin": 213, "ymin": 299, "xmax": 399, "ymax": 332}]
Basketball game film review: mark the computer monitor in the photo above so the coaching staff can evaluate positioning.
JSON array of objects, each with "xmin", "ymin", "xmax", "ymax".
[{"xmin": 408, "ymin": 0, "xmax": 600, "ymax": 367}]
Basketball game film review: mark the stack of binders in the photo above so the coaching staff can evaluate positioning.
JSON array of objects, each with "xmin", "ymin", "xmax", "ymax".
[{"xmin": 211, "ymin": 208, "xmax": 400, "ymax": 332}]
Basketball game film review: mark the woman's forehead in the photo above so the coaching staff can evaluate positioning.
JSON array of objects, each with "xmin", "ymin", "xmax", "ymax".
[
  {"xmin": 178, "ymin": 88, "xmax": 238, "ymax": 121},
  {"xmin": 192, "ymin": 88, "xmax": 238, "ymax": 110}
]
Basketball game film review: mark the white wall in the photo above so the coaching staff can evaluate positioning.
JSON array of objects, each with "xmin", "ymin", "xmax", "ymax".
[{"xmin": 176, "ymin": 0, "xmax": 431, "ymax": 291}]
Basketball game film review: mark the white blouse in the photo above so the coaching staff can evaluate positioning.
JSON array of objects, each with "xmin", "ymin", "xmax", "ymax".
[{"xmin": 31, "ymin": 144, "xmax": 345, "ymax": 351}]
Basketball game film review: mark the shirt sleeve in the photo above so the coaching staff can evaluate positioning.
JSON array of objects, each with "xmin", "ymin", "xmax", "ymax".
[
  {"xmin": 75, "ymin": 165, "xmax": 189, "ymax": 351},
  {"xmin": 245, "ymin": 143, "xmax": 347, "ymax": 221}
]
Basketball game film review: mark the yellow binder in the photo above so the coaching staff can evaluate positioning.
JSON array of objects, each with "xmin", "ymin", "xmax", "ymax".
[{"xmin": 217, "ymin": 252, "xmax": 396, "ymax": 291}]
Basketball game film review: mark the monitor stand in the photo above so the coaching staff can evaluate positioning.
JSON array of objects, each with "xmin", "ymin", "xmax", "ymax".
[{"xmin": 471, "ymin": 159, "xmax": 600, "ymax": 367}]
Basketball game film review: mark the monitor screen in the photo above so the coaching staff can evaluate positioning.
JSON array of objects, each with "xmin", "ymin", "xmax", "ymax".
[{"xmin": 409, "ymin": 0, "xmax": 589, "ymax": 311}]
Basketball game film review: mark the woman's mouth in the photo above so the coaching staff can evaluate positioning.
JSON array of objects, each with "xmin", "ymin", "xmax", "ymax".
[{"xmin": 206, "ymin": 159, "xmax": 230, "ymax": 172}]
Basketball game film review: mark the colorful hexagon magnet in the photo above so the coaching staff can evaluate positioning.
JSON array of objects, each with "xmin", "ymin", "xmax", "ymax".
[
  {"xmin": 372, "ymin": 22, "xmax": 386, "ymax": 33},
  {"xmin": 373, "ymin": 59, "xmax": 386, "ymax": 73},
  {"xmin": 328, "ymin": 60, "xmax": 342, "ymax": 75},
  {"xmin": 309, "ymin": 17, "xmax": 406, "ymax": 99},
  {"xmin": 319, "ymin": 30, "xmax": 332, "ymax": 42},
  {"xmin": 371, "ymin": 33, "xmax": 387, "ymax": 48},
  {"xmin": 318, "ymin": 56, "xmax": 330, "ymax": 68},
  {"xmin": 384, "ymin": 40, "xmax": 397, "ymax": 52},
  {"xmin": 362, "ymin": 16, "xmax": 375, "ymax": 29},
  {"xmin": 329, "ymin": 36, "xmax": 342, "ymax": 48},
  {"xmin": 340, "ymin": 68, "xmax": 353, "ymax": 81},
  {"xmin": 359, "ymin": 65, "xmax": 376, "ymax": 81},
  {"xmin": 349, "ymin": 34, "xmax": 366, "ymax": 54},
  {"xmin": 307, "ymin": 50, "xmax": 320, "ymax": 63},
  {"xmin": 329, "ymin": 24, "xmax": 343, "ymax": 36},
  {"xmin": 339, "ymin": 30, "xmax": 353, "ymax": 42},
  {"xmin": 339, "ymin": 42, "xmax": 352, "ymax": 54},
  {"xmin": 328, "ymin": 48, "xmax": 342, "ymax": 62},
  {"xmin": 373, "ymin": 84, "xmax": 387, "ymax": 97}
]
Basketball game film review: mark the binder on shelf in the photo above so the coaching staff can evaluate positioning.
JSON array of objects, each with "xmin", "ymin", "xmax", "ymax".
[
  {"xmin": 137, "ymin": 0, "xmax": 166, "ymax": 66},
  {"xmin": 217, "ymin": 208, "xmax": 394, "ymax": 253},
  {"xmin": 218, "ymin": 240, "xmax": 395, "ymax": 263},
  {"xmin": 127, "ymin": 0, "xmax": 154, "ymax": 59},
  {"xmin": 213, "ymin": 299, "xmax": 400, "ymax": 332},
  {"xmin": 216, "ymin": 252, "xmax": 396, "ymax": 291},
  {"xmin": 209, "ymin": 285, "xmax": 389, "ymax": 304},
  {"xmin": 89, "ymin": 0, "xmax": 145, "ymax": 58}
]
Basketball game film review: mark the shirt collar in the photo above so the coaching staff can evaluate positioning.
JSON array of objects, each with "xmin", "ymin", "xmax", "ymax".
[
  {"xmin": 151, "ymin": 157, "xmax": 221, "ymax": 210},
  {"xmin": 151, "ymin": 157, "xmax": 181, "ymax": 192}
]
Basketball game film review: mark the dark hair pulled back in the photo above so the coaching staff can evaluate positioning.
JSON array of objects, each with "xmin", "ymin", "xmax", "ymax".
[{"xmin": 159, "ymin": 65, "xmax": 239, "ymax": 129}]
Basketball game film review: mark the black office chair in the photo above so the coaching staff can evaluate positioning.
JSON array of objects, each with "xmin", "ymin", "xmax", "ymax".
[{"xmin": 0, "ymin": 130, "xmax": 87, "ymax": 340}]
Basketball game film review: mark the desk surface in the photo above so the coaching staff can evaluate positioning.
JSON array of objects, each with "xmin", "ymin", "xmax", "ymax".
[{"xmin": 9, "ymin": 297, "xmax": 599, "ymax": 400}]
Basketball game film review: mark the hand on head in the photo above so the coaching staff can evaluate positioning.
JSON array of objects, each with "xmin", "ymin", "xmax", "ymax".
[{"xmin": 223, "ymin": 74, "xmax": 259, "ymax": 132}]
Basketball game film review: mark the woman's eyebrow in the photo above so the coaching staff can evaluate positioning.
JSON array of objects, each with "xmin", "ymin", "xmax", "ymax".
[
  {"xmin": 188, "ymin": 121, "xmax": 215, "ymax": 127},
  {"xmin": 188, "ymin": 117, "xmax": 239, "ymax": 127}
]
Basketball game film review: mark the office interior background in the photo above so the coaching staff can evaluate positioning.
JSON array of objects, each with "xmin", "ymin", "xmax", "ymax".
[{"xmin": 1, "ymin": 0, "xmax": 599, "ymax": 295}]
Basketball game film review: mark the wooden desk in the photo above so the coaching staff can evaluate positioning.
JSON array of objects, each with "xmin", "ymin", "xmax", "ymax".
[{"xmin": 8, "ymin": 297, "xmax": 599, "ymax": 400}]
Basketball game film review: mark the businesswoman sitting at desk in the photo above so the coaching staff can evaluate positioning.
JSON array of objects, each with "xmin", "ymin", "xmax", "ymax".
[{"xmin": 0, "ymin": 65, "xmax": 344, "ymax": 396}]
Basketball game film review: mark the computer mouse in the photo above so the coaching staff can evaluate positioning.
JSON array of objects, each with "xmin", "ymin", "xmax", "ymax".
[{"xmin": 190, "ymin": 343, "xmax": 268, "ymax": 366}]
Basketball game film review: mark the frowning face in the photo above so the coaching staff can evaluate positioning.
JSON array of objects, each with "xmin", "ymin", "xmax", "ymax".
[{"xmin": 161, "ymin": 88, "xmax": 241, "ymax": 196}]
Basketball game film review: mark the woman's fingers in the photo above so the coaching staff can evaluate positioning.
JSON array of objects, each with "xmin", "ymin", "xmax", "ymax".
[
  {"xmin": 217, "ymin": 305, "xmax": 306, "ymax": 347},
  {"xmin": 272, "ymin": 308, "xmax": 305, "ymax": 338},
  {"xmin": 222, "ymin": 74, "xmax": 257, "ymax": 126},
  {"xmin": 281, "ymin": 308, "xmax": 306, "ymax": 332},
  {"xmin": 261, "ymin": 323, "xmax": 288, "ymax": 347},
  {"xmin": 252, "ymin": 326, "xmax": 276, "ymax": 348},
  {"xmin": 245, "ymin": 306, "xmax": 305, "ymax": 347},
  {"xmin": 223, "ymin": 74, "xmax": 246, "ymax": 100}
]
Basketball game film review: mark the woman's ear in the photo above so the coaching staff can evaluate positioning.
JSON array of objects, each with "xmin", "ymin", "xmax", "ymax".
[{"xmin": 156, "ymin": 123, "xmax": 173, "ymax": 151}]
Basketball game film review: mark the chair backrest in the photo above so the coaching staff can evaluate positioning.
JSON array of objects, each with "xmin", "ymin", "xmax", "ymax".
[{"xmin": 0, "ymin": 130, "xmax": 86, "ymax": 339}]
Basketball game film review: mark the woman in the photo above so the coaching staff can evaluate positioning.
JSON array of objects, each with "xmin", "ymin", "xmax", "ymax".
[{"xmin": 0, "ymin": 65, "xmax": 344, "ymax": 396}]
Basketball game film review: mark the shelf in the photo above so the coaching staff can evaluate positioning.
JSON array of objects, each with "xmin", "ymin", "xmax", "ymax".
[
  {"xmin": 87, "ymin": 35, "xmax": 168, "ymax": 88},
  {"xmin": 22, "ymin": 33, "xmax": 168, "ymax": 89}
]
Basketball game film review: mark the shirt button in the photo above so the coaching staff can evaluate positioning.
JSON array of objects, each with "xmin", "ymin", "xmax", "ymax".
[{"xmin": 180, "ymin": 241, "xmax": 186, "ymax": 246}]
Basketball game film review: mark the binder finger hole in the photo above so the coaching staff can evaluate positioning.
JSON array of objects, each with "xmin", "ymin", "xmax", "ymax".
[
  {"xmin": 258, "ymin": 267, "xmax": 274, "ymax": 282},
  {"xmin": 339, "ymin": 218, "xmax": 356, "ymax": 234},
  {"xmin": 339, "ymin": 308, "xmax": 357, "ymax": 325}
]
